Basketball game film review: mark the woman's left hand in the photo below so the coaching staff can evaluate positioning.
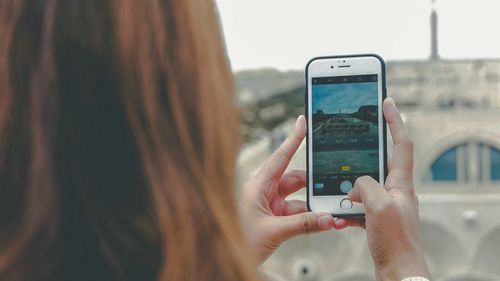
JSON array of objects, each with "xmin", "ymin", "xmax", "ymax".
[{"xmin": 240, "ymin": 115, "xmax": 347, "ymax": 264}]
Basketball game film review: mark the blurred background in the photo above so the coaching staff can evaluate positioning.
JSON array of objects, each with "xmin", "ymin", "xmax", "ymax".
[{"xmin": 216, "ymin": 0, "xmax": 500, "ymax": 281}]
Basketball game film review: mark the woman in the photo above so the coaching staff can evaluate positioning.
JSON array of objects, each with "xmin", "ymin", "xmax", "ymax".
[{"xmin": 0, "ymin": 0, "xmax": 429, "ymax": 281}]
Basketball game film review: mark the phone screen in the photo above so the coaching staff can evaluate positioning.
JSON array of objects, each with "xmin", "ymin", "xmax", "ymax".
[{"xmin": 311, "ymin": 74, "xmax": 380, "ymax": 196}]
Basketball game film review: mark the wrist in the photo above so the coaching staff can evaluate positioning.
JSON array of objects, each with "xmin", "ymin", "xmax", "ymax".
[{"xmin": 376, "ymin": 253, "xmax": 430, "ymax": 281}]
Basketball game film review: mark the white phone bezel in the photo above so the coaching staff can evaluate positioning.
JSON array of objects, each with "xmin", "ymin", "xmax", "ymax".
[{"xmin": 307, "ymin": 56, "xmax": 385, "ymax": 215}]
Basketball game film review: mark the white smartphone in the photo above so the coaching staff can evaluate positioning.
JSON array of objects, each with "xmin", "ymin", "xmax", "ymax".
[{"xmin": 306, "ymin": 54, "xmax": 388, "ymax": 217}]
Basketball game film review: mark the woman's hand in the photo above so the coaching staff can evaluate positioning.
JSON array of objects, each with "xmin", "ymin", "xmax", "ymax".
[
  {"xmin": 240, "ymin": 115, "xmax": 346, "ymax": 264},
  {"xmin": 345, "ymin": 98, "xmax": 430, "ymax": 281}
]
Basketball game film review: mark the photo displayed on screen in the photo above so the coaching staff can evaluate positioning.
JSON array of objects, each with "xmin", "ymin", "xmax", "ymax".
[{"xmin": 312, "ymin": 74, "xmax": 379, "ymax": 196}]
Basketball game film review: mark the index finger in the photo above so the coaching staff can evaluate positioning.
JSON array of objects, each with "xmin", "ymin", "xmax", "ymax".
[
  {"xmin": 384, "ymin": 98, "xmax": 413, "ymax": 179},
  {"xmin": 256, "ymin": 115, "xmax": 307, "ymax": 183},
  {"xmin": 384, "ymin": 97, "xmax": 411, "ymax": 145}
]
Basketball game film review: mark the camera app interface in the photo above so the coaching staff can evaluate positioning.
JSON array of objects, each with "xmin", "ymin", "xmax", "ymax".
[{"xmin": 312, "ymin": 75, "xmax": 379, "ymax": 196}]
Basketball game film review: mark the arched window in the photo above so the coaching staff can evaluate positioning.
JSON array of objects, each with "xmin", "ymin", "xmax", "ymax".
[
  {"xmin": 426, "ymin": 144, "xmax": 466, "ymax": 182},
  {"xmin": 479, "ymin": 143, "xmax": 500, "ymax": 181},
  {"xmin": 490, "ymin": 147, "xmax": 500, "ymax": 180},
  {"xmin": 430, "ymin": 147, "xmax": 457, "ymax": 181},
  {"xmin": 426, "ymin": 142, "xmax": 500, "ymax": 183}
]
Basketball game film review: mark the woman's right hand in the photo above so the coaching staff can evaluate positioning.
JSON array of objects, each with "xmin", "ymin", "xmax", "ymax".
[{"xmin": 344, "ymin": 98, "xmax": 430, "ymax": 281}]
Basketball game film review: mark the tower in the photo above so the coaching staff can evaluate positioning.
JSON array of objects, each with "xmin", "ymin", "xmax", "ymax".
[{"xmin": 430, "ymin": 0, "xmax": 440, "ymax": 60}]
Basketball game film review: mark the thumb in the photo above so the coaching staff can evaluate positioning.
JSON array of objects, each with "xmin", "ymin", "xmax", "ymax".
[
  {"xmin": 274, "ymin": 212, "xmax": 335, "ymax": 243},
  {"xmin": 348, "ymin": 176, "xmax": 388, "ymax": 208}
]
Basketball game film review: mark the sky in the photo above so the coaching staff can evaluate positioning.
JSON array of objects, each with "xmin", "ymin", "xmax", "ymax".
[
  {"xmin": 215, "ymin": 0, "xmax": 500, "ymax": 71},
  {"xmin": 312, "ymin": 82, "xmax": 378, "ymax": 114}
]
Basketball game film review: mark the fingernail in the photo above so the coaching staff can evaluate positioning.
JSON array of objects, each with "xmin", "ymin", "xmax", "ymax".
[
  {"xmin": 333, "ymin": 218, "xmax": 349, "ymax": 230},
  {"xmin": 390, "ymin": 97, "xmax": 400, "ymax": 111},
  {"xmin": 317, "ymin": 215, "xmax": 332, "ymax": 230},
  {"xmin": 293, "ymin": 115, "xmax": 303, "ymax": 132},
  {"xmin": 387, "ymin": 97, "xmax": 395, "ymax": 105}
]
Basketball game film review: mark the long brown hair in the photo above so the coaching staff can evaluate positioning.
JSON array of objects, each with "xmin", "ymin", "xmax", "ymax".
[{"xmin": 0, "ymin": 1, "xmax": 259, "ymax": 280}]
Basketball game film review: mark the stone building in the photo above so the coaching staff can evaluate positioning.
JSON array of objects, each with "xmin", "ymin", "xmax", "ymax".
[{"xmin": 238, "ymin": 4, "xmax": 500, "ymax": 281}]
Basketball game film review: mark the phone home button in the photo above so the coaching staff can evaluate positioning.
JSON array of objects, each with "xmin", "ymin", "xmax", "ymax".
[{"xmin": 340, "ymin": 198, "xmax": 353, "ymax": 210}]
